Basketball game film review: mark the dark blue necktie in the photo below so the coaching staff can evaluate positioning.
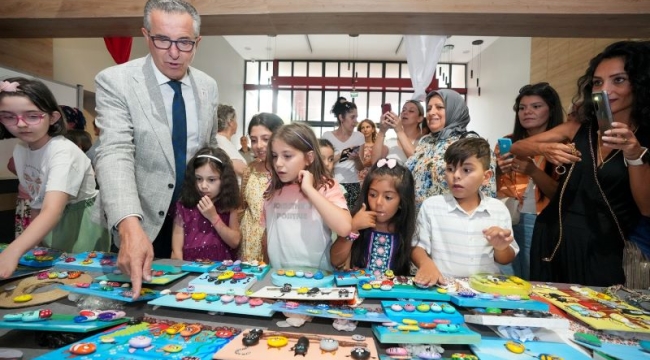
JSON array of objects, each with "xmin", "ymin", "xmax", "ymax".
[{"xmin": 168, "ymin": 80, "xmax": 187, "ymax": 202}]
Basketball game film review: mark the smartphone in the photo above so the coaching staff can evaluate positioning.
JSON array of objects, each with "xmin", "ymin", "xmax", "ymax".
[
  {"xmin": 381, "ymin": 103, "xmax": 392, "ymax": 114},
  {"xmin": 593, "ymin": 91, "xmax": 613, "ymax": 133},
  {"xmin": 498, "ymin": 138, "xmax": 512, "ymax": 156}
]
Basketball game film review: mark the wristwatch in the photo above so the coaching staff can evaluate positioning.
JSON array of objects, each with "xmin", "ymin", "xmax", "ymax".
[{"xmin": 625, "ymin": 147, "xmax": 649, "ymax": 166}]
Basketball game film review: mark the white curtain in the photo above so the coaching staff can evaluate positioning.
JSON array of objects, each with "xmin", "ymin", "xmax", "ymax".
[{"xmin": 404, "ymin": 35, "xmax": 447, "ymax": 101}]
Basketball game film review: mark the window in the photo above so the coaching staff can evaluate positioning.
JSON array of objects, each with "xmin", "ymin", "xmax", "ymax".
[{"xmin": 243, "ymin": 60, "xmax": 466, "ymax": 129}]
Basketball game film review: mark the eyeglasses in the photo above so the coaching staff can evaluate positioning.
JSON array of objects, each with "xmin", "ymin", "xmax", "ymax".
[
  {"xmin": 148, "ymin": 33, "xmax": 197, "ymax": 52},
  {"xmin": 519, "ymin": 82, "xmax": 550, "ymax": 94},
  {"xmin": 0, "ymin": 111, "xmax": 46, "ymax": 126}
]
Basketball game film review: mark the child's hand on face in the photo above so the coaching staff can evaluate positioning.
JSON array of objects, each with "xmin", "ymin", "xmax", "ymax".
[
  {"xmin": 197, "ymin": 195, "xmax": 219, "ymax": 223},
  {"xmin": 483, "ymin": 226, "xmax": 514, "ymax": 251},
  {"xmin": 352, "ymin": 203, "xmax": 377, "ymax": 231},
  {"xmin": 298, "ymin": 170, "xmax": 315, "ymax": 192},
  {"xmin": 414, "ymin": 260, "xmax": 446, "ymax": 287}
]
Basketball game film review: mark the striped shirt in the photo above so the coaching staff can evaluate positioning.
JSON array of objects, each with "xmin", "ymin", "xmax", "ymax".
[{"xmin": 413, "ymin": 193, "xmax": 518, "ymax": 278}]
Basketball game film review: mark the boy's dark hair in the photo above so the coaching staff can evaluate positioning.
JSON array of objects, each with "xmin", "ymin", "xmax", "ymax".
[
  {"xmin": 65, "ymin": 129, "xmax": 93, "ymax": 152},
  {"xmin": 179, "ymin": 147, "xmax": 241, "ymax": 212},
  {"xmin": 0, "ymin": 77, "xmax": 67, "ymax": 139},
  {"xmin": 349, "ymin": 161, "xmax": 416, "ymax": 276},
  {"xmin": 318, "ymin": 138, "xmax": 334, "ymax": 151},
  {"xmin": 444, "ymin": 137, "xmax": 491, "ymax": 170}
]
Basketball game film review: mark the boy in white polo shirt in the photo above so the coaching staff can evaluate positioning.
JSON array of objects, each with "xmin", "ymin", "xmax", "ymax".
[{"xmin": 412, "ymin": 137, "xmax": 518, "ymax": 286}]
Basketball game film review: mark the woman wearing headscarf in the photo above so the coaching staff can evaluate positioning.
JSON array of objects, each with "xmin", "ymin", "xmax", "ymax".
[{"xmin": 406, "ymin": 89, "xmax": 496, "ymax": 209}]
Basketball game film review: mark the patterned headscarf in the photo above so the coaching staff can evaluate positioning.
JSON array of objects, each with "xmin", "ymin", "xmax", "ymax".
[{"xmin": 426, "ymin": 89, "xmax": 470, "ymax": 140}]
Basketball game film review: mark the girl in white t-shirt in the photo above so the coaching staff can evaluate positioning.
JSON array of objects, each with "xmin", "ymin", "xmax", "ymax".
[
  {"xmin": 263, "ymin": 122, "xmax": 352, "ymax": 270},
  {"xmin": 0, "ymin": 78, "xmax": 109, "ymax": 278}
]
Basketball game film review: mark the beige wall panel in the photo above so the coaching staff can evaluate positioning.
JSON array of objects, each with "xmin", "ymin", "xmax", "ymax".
[{"xmin": 0, "ymin": 39, "xmax": 53, "ymax": 78}]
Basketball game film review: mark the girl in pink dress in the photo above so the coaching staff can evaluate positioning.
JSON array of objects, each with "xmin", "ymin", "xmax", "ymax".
[{"xmin": 171, "ymin": 147, "xmax": 242, "ymax": 261}]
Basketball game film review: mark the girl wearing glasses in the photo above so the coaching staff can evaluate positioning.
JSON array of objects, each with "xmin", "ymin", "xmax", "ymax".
[
  {"xmin": 495, "ymin": 82, "xmax": 563, "ymax": 280},
  {"xmin": 0, "ymin": 77, "xmax": 109, "ymax": 278}
]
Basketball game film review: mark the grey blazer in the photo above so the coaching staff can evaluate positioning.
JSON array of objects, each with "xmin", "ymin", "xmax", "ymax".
[{"xmin": 94, "ymin": 55, "xmax": 218, "ymax": 245}]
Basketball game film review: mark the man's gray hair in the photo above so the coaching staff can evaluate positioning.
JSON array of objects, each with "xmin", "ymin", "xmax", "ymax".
[{"xmin": 144, "ymin": 0, "xmax": 201, "ymax": 37}]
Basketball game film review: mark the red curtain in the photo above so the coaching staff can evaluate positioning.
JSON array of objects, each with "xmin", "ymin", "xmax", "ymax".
[{"xmin": 104, "ymin": 37, "xmax": 133, "ymax": 64}]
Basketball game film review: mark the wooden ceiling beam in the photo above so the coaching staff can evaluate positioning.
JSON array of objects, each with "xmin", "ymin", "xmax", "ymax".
[{"xmin": 1, "ymin": 0, "xmax": 648, "ymax": 38}]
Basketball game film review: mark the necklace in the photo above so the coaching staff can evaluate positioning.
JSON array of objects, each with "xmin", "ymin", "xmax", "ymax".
[{"xmin": 597, "ymin": 127, "xmax": 638, "ymax": 168}]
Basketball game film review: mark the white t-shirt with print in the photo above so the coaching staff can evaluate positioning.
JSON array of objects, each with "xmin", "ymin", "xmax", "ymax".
[
  {"xmin": 263, "ymin": 181, "xmax": 348, "ymax": 271},
  {"xmin": 13, "ymin": 136, "xmax": 98, "ymax": 209}
]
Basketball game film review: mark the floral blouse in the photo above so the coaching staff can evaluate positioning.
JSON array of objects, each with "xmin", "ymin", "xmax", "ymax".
[{"xmin": 406, "ymin": 133, "xmax": 496, "ymax": 209}]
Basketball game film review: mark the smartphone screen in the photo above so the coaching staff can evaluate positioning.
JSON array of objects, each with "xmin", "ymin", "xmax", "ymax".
[
  {"xmin": 498, "ymin": 138, "xmax": 512, "ymax": 155},
  {"xmin": 381, "ymin": 103, "xmax": 392, "ymax": 114},
  {"xmin": 593, "ymin": 91, "xmax": 613, "ymax": 133}
]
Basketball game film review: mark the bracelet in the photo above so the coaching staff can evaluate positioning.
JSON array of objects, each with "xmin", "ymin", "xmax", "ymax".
[
  {"xmin": 346, "ymin": 232, "xmax": 360, "ymax": 242},
  {"xmin": 211, "ymin": 217, "xmax": 221, "ymax": 227}
]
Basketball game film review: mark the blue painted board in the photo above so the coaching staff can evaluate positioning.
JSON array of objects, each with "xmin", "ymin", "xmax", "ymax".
[
  {"xmin": 18, "ymin": 247, "xmax": 62, "ymax": 268},
  {"xmin": 34, "ymin": 320, "xmax": 241, "ymax": 360},
  {"xmin": 0, "ymin": 313, "xmax": 128, "ymax": 332},
  {"xmin": 271, "ymin": 301, "xmax": 390, "ymax": 323},
  {"xmin": 188, "ymin": 272, "xmax": 256, "ymax": 295},
  {"xmin": 333, "ymin": 269, "xmax": 375, "ymax": 286},
  {"xmin": 471, "ymin": 338, "xmax": 590, "ymax": 360},
  {"xmin": 53, "ymin": 251, "xmax": 117, "ymax": 273},
  {"xmin": 572, "ymin": 339, "xmax": 650, "ymax": 360},
  {"xmin": 358, "ymin": 283, "xmax": 450, "ymax": 301},
  {"xmin": 181, "ymin": 260, "xmax": 270, "ymax": 280},
  {"xmin": 372, "ymin": 324, "xmax": 481, "ymax": 345},
  {"xmin": 94, "ymin": 264, "xmax": 189, "ymax": 285},
  {"xmin": 450, "ymin": 293, "xmax": 549, "ymax": 311},
  {"xmin": 59, "ymin": 284, "xmax": 161, "ymax": 302},
  {"xmin": 148, "ymin": 290, "xmax": 275, "ymax": 317},
  {"xmin": 381, "ymin": 301, "xmax": 464, "ymax": 324},
  {"xmin": 5, "ymin": 265, "xmax": 43, "ymax": 280}
]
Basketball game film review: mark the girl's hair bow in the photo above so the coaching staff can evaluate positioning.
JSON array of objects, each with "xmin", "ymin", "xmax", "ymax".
[
  {"xmin": 377, "ymin": 158, "xmax": 397, "ymax": 169},
  {"xmin": 0, "ymin": 81, "xmax": 20, "ymax": 92}
]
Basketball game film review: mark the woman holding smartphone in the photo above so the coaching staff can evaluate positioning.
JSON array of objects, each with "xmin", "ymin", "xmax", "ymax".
[
  {"xmin": 511, "ymin": 41, "xmax": 650, "ymax": 287},
  {"xmin": 372, "ymin": 100, "xmax": 426, "ymax": 164},
  {"xmin": 495, "ymin": 82, "xmax": 563, "ymax": 280},
  {"xmin": 323, "ymin": 99, "xmax": 365, "ymax": 209}
]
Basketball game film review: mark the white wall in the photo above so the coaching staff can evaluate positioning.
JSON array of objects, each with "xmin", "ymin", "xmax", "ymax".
[
  {"xmin": 466, "ymin": 37, "xmax": 531, "ymax": 147},
  {"xmin": 53, "ymin": 36, "xmax": 245, "ymax": 140}
]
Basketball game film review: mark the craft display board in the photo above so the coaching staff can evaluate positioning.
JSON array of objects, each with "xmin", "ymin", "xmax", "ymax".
[
  {"xmin": 181, "ymin": 260, "xmax": 270, "ymax": 280},
  {"xmin": 0, "ymin": 313, "xmax": 129, "ymax": 332},
  {"xmin": 449, "ymin": 293, "xmax": 549, "ymax": 311},
  {"xmin": 463, "ymin": 311, "xmax": 570, "ymax": 329},
  {"xmin": 213, "ymin": 330, "xmax": 379, "ymax": 360},
  {"xmin": 34, "ymin": 317, "xmax": 241, "ymax": 360},
  {"xmin": 470, "ymin": 338, "xmax": 590, "ymax": 360},
  {"xmin": 271, "ymin": 268, "xmax": 335, "ymax": 288},
  {"xmin": 357, "ymin": 277, "xmax": 450, "ymax": 301},
  {"xmin": 381, "ymin": 301, "xmax": 464, "ymax": 324},
  {"xmin": 572, "ymin": 339, "xmax": 650, "ymax": 359},
  {"xmin": 18, "ymin": 247, "xmax": 62, "ymax": 268},
  {"xmin": 94, "ymin": 264, "xmax": 189, "ymax": 285},
  {"xmin": 188, "ymin": 272, "xmax": 256, "ymax": 295},
  {"xmin": 53, "ymin": 251, "xmax": 117, "ymax": 273},
  {"xmin": 251, "ymin": 286, "xmax": 356, "ymax": 301},
  {"xmin": 532, "ymin": 286, "xmax": 650, "ymax": 333},
  {"xmin": 333, "ymin": 269, "xmax": 375, "ymax": 286},
  {"xmin": 0, "ymin": 273, "xmax": 93, "ymax": 309},
  {"xmin": 468, "ymin": 273, "xmax": 532, "ymax": 296},
  {"xmin": 372, "ymin": 323, "xmax": 481, "ymax": 345},
  {"xmin": 59, "ymin": 284, "xmax": 161, "ymax": 303},
  {"xmin": 271, "ymin": 302, "xmax": 390, "ymax": 323},
  {"xmin": 148, "ymin": 291, "xmax": 275, "ymax": 318}
]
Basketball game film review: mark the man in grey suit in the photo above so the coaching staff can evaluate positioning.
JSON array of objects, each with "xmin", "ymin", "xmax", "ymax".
[{"xmin": 95, "ymin": 0, "xmax": 218, "ymax": 298}]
